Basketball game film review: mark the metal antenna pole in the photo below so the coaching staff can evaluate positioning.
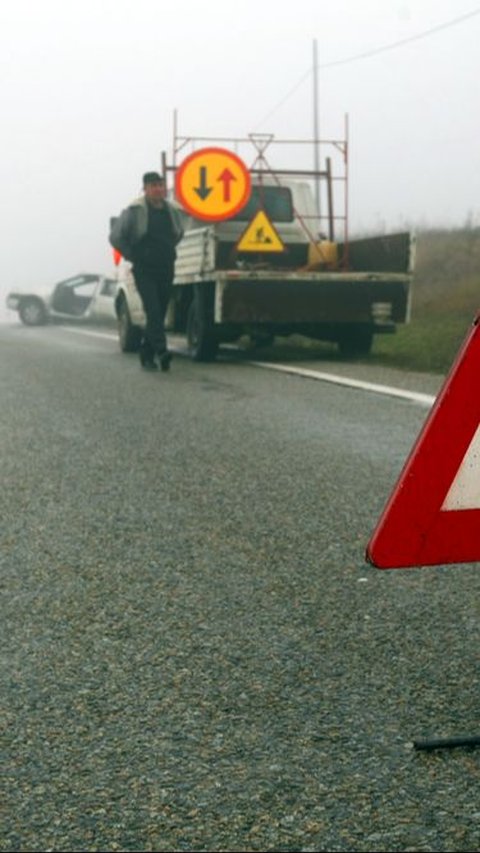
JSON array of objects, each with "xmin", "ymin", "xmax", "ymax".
[
  {"xmin": 313, "ymin": 38, "xmax": 321, "ymax": 229},
  {"xmin": 173, "ymin": 108, "xmax": 178, "ymax": 168}
]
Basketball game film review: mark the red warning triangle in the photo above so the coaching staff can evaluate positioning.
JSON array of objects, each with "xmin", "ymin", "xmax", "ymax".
[{"xmin": 367, "ymin": 316, "xmax": 480, "ymax": 569}]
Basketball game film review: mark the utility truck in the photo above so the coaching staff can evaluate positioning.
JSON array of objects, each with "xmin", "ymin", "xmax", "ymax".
[{"xmin": 114, "ymin": 130, "xmax": 415, "ymax": 361}]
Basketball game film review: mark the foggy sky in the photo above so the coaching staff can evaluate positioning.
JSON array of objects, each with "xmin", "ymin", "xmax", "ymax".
[{"xmin": 1, "ymin": 0, "xmax": 479, "ymax": 301}]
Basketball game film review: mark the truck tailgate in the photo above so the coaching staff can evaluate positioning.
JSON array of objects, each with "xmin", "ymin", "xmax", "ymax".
[{"xmin": 217, "ymin": 271, "xmax": 411, "ymax": 325}]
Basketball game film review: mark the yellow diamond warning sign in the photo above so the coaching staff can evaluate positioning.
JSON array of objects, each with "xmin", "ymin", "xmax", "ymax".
[{"xmin": 236, "ymin": 210, "xmax": 285, "ymax": 253}]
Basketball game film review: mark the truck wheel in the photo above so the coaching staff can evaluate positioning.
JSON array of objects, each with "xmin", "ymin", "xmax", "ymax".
[
  {"xmin": 250, "ymin": 332, "xmax": 275, "ymax": 349},
  {"xmin": 117, "ymin": 298, "xmax": 142, "ymax": 352},
  {"xmin": 187, "ymin": 288, "xmax": 218, "ymax": 362},
  {"xmin": 19, "ymin": 297, "xmax": 48, "ymax": 326},
  {"xmin": 337, "ymin": 326, "xmax": 373, "ymax": 358}
]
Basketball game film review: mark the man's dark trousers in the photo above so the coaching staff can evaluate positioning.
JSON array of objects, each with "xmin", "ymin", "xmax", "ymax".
[{"xmin": 133, "ymin": 263, "xmax": 174, "ymax": 360}]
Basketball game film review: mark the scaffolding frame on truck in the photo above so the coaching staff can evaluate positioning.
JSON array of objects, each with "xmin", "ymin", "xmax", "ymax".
[{"xmin": 160, "ymin": 111, "xmax": 350, "ymax": 261}]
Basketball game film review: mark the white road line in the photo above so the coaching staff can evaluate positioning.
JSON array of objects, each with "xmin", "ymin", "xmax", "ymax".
[
  {"xmin": 247, "ymin": 361, "xmax": 436, "ymax": 408},
  {"xmin": 64, "ymin": 327, "xmax": 118, "ymax": 341},
  {"xmin": 63, "ymin": 326, "xmax": 436, "ymax": 408}
]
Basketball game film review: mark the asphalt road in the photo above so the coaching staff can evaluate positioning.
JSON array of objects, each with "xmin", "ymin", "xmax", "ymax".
[{"xmin": 1, "ymin": 323, "xmax": 479, "ymax": 853}]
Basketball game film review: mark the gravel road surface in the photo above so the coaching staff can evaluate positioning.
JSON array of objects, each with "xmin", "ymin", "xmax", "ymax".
[{"xmin": 1, "ymin": 324, "xmax": 479, "ymax": 853}]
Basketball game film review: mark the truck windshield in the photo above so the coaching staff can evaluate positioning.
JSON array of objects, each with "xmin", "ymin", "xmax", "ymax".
[{"xmin": 234, "ymin": 186, "xmax": 293, "ymax": 222}]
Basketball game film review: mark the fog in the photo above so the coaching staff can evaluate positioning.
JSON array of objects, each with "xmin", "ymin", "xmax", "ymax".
[{"xmin": 1, "ymin": 0, "xmax": 479, "ymax": 308}]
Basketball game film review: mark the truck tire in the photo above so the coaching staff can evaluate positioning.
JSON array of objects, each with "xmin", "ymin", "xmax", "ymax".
[
  {"xmin": 250, "ymin": 332, "xmax": 275, "ymax": 349},
  {"xmin": 117, "ymin": 297, "xmax": 142, "ymax": 352},
  {"xmin": 337, "ymin": 325, "xmax": 373, "ymax": 358},
  {"xmin": 186, "ymin": 287, "xmax": 218, "ymax": 362},
  {"xmin": 19, "ymin": 297, "xmax": 48, "ymax": 326}
]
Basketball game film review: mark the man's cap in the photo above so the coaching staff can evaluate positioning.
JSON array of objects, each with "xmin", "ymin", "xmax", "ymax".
[{"xmin": 143, "ymin": 171, "xmax": 164, "ymax": 186}]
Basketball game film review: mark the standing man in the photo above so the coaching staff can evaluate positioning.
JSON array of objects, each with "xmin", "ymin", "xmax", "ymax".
[{"xmin": 110, "ymin": 172, "xmax": 184, "ymax": 371}]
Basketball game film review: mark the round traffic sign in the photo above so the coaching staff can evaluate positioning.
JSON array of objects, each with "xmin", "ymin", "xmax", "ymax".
[{"xmin": 175, "ymin": 147, "xmax": 251, "ymax": 222}]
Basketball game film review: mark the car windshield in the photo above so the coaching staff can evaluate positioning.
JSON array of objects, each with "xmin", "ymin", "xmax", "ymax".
[{"xmin": 233, "ymin": 186, "xmax": 293, "ymax": 222}]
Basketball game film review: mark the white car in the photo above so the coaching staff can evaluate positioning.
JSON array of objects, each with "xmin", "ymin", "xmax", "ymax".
[{"xmin": 6, "ymin": 273, "xmax": 118, "ymax": 327}]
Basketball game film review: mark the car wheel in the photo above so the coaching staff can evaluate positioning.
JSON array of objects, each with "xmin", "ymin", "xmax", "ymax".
[
  {"xmin": 117, "ymin": 298, "xmax": 142, "ymax": 352},
  {"xmin": 19, "ymin": 298, "xmax": 48, "ymax": 326}
]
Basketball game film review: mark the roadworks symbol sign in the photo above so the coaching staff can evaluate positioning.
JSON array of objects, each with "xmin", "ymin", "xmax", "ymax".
[{"xmin": 236, "ymin": 210, "xmax": 285, "ymax": 253}]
